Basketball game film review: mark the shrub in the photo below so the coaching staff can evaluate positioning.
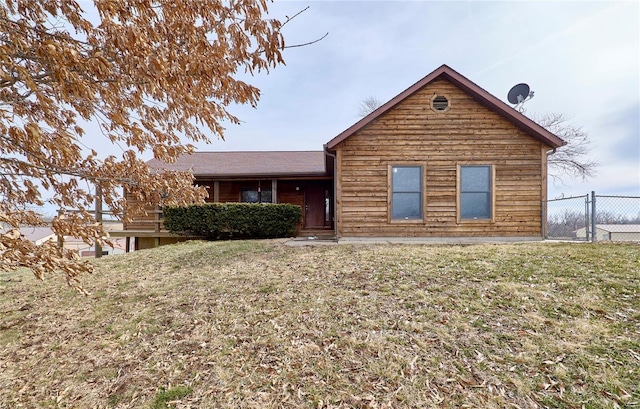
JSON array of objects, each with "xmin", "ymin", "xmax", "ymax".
[{"xmin": 163, "ymin": 203, "xmax": 302, "ymax": 240}]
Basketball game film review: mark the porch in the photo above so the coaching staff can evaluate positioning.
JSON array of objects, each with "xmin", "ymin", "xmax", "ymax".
[
  {"xmin": 121, "ymin": 178, "xmax": 334, "ymax": 250},
  {"xmin": 197, "ymin": 178, "xmax": 334, "ymax": 232}
]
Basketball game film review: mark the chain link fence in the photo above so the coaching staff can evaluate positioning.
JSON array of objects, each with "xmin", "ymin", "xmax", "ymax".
[
  {"xmin": 544, "ymin": 194, "xmax": 589, "ymax": 240},
  {"xmin": 544, "ymin": 192, "xmax": 640, "ymax": 241}
]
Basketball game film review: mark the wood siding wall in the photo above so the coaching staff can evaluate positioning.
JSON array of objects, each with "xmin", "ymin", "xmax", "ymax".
[
  {"xmin": 335, "ymin": 79, "xmax": 548, "ymax": 237},
  {"xmin": 122, "ymin": 190, "xmax": 165, "ymax": 231}
]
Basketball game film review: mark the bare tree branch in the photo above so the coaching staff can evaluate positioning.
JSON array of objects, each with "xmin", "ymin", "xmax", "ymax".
[
  {"xmin": 268, "ymin": 6, "xmax": 328, "ymax": 51},
  {"xmin": 358, "ymin": 96, "xmax": 383, "ymax": 117},
  {"xmin": 283, "ymin": 32, "xmax": 329, "ymax": 49},
  {"xmin": 533, "ymin": 113, "xmax": 598, "ymax": 181}
]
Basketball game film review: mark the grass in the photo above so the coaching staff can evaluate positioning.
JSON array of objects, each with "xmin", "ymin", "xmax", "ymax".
[
  {"xmin": 0, "ymin": 240, "xmax": 638, "ymax": 408},
  {"xmin": 149, "ymin": 386, "xmax": 192, "ymax": 409}
]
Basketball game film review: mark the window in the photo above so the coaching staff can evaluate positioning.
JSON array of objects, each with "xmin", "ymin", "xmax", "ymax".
[
  {"xmin": 459, "ymin": 165, "xmax": 493, "ymax": 220},
  {"xmin": 241, "ymin": 188, "xmax": 272, "ymax": 203},
  {"xmin": 390, "ymin": 166, "xmax": 422, "ymax": 220},
  {"xmin": 431, "ymin": 95, "xmax": 450, "ymax": 112}
]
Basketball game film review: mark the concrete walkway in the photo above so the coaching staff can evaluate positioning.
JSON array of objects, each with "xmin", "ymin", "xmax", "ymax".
[{"xmin": 284, "ymin": 236, "xmax": 542, "ymax": 246}]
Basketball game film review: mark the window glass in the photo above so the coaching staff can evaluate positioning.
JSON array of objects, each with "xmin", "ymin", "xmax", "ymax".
[
  {"xmin": 461, "ymin": 166, "xmax": 490, "ymax": 191},
  {"xmin": 241, "ymin": 189, "xmax": 271, "ymax": 203},
  {"xmin": 461, "ymin": 192, "xmax": 491, "ymax": 219},
  {"xmin": 460, "ymin": 165, "xmax": 491, "ymax": 219},
  {"xmin": 391, "ymin": 166, "xmax": 422, "ymax": 220},
  {"xmin": 241, "ymin": 190, "xmax": 258, "ymax": 203},
  {"xmin": 392, "ymin": 192, "xmax": 421, "ymax": 219},
  {"xmin": 392, "ymin": 167, "xmax": 421, "ymax": 192},
  {"xmin": 261, "ymin": 190, "xmax": 272, "ymax": 203}
]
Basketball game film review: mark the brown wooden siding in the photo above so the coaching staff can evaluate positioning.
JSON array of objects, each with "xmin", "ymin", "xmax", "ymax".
[
  {"xmin": 122, "ymin": 190, "xmax": 166, "ymax": 231},
  {"xmin": 335, "ymin": 79, "xmax": 547, "ymax": 237},
  {"xmin": 219, "ymin": 181, "xmax": 250, "ymax": 203}
]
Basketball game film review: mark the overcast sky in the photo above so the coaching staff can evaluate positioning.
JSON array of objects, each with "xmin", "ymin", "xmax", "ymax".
[
  {"xmin": 59, "ymin": 0, "xmax": 639, "ymax": 210},
  {"xmin": 181, "ymin": 0, "xmax": 639, "ymax": 200}
]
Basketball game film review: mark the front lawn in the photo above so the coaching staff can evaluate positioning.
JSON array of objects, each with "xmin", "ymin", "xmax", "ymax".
[{"xmin": 0, "ymin": 241, "xmax": 638, "ymax": 408}]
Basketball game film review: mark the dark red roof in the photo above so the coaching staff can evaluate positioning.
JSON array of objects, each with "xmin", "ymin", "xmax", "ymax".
[
  {"xmin": 147, "ymin": 151, "xmax": 327, "ymax": 177},
  {"xmin": 326, "ymin": 64, "xmax": 566, "ymax": 150}
]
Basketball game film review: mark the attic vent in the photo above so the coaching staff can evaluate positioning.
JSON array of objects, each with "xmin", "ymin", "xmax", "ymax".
[{"xmin": 432, "ymin": 95, "xmax": 449, "ymax": 111}]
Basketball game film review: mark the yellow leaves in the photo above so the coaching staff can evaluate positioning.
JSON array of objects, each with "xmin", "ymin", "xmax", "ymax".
[
  {"xmin": 66, "ymin": 48, "xmax": 79, "ymax": 60},
  {"xmin": 153, "ymin": 144, "xmax": 168, "ymax": 159}
]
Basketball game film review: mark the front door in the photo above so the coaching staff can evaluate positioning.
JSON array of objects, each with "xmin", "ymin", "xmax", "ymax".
[{"xmin": 305, "ymin": 185, "xmax": 327, "ymax": 229}]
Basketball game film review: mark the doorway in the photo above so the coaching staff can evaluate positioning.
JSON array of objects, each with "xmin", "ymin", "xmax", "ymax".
[{"xmin": 305, "ymin": 185, "xmax": 330, "ymax": 229}]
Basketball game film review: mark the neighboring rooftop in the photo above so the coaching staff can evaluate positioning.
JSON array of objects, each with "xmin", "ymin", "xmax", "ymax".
[
  {"xmin": 593, "ymin": 224, "xmax": 640, "ymax": 233},
  {"xmin": 147, "ymin": 151, "xmax": 328, "ymax": 177},
  {"xmin": 17, "ymin": 226, "xmax": 56, "ymax": 244}
]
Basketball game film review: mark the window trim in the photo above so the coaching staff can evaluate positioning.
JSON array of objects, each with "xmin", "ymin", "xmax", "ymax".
[
  {"xmin": 456, "ymin": 163, "xmax": 495, "ymax": 223},
  {"xmin": 388, "ymin": 164, "xmax": 425, "ymax": 223}
]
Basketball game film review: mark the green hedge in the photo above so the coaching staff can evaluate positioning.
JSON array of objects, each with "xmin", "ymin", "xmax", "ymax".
[{"xmin": 163, "ymin": 203, "xmax": 302, "ymax": 240}]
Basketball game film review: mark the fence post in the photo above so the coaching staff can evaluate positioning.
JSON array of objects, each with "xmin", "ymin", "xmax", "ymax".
[
  {"xmin": 95, "ymin": 183, "xmax": 103, "ymax": 258},
  {"xmin": 584, "ymin": 196, "xmax": 590, "ymax": 242},
  {"xmin": 591, "ymin": 191, "xmax": 596, "ymax": 242},
  {"xmin": 57, "ymin": 209, "xmax": 64, "ymax": 249},
  {"xmin": 541, "ymin": 199, "xmax": 547, "ymax": 239}
]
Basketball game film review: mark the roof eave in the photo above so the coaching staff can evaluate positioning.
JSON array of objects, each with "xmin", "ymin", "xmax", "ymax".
[
  {"xmin": 193, "ymin": 171, "xmax": 330, "ymax": 179},
  {"xmin": 441, "ymin": 70, "xmax": 566, "ymax": 149},
  {"xmin": 326, "ymin": 66, "xmax": 449, "ymax": 150}
]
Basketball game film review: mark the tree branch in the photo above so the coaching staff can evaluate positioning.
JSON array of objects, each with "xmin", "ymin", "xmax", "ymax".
[
  {"xmin": 533, "ymin": 113, "xmax": 598, "ymax": 181},
  {"xmin": 283, "ymin": 32, "xmax": 329, "ymax": 49}
]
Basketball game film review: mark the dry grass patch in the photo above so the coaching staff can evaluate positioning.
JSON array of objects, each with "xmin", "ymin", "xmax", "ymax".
[{"xmin": 0, "ymin": 240, "xmax": 638, "ymax": 408}]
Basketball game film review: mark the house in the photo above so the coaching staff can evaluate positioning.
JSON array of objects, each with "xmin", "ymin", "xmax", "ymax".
[
  {"xmin": 125, "ymin": 64, "xmax": 565, "ymax": 248},
  {"xmin": 126, "ymin": 151, "xmax": 334, "ymax": 249},
  {"xmin": 575, "ymin": 224, "xmax": 640, "ymax": 241}
]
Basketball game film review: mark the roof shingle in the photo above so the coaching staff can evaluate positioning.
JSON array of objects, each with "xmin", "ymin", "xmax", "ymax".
[{"xmin": 147, "ymin": 151, "xmax": 327, "ymax": 177}]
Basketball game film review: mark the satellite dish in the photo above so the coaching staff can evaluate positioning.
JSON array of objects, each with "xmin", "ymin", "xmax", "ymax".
[
  {"xmin": 507, "ymin": 83, "xmax": 535, "ymax": 112},
  {"xmin": 507, "ymin": 83, "xmax": 531, "ymax": 104}
]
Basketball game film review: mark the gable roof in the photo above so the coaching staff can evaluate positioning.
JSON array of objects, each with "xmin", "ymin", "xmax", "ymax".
[
  {"xmin": 326, "ymin": 64, "xmax": 566, "ymax": 150},
  {"xmin": 147, "ymin": 151, "xmax": 327, "ymax": 177}
]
